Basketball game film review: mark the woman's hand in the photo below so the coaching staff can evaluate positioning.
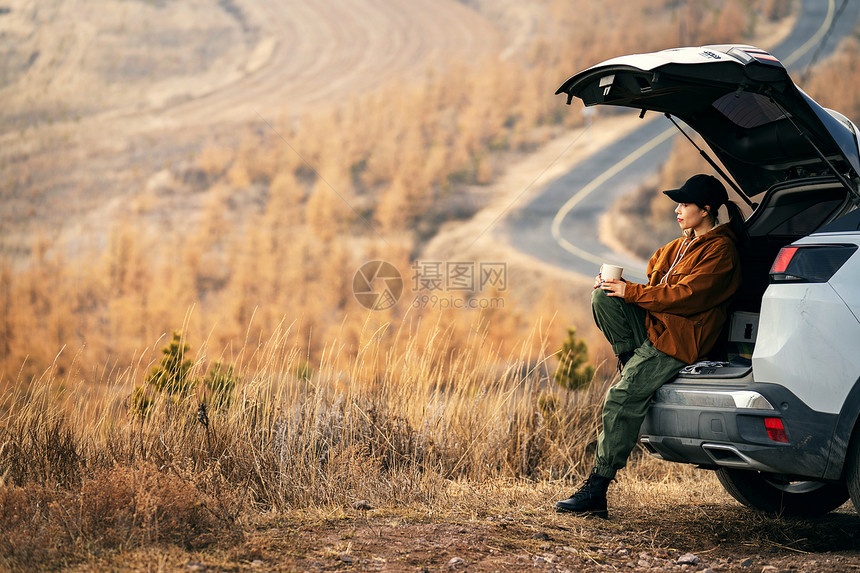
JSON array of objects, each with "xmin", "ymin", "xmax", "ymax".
[
  {"xmin": 600, "ymin": 279, "xmax": 626, "ymax": 298},
  {"xmin": 593, "ymin": 273, "xmax": 603, "ymax": 289}
]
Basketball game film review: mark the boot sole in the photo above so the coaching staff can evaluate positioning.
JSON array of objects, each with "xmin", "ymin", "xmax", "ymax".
[{"xmin": 554, "ymin": 505, "xmax": 608, "ymax": 519}]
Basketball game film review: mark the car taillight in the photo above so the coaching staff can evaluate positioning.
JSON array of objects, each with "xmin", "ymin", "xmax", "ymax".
[
  {"xmin": 769, "ymin": 244, "xmax": 857, "ymax": 283},
  {"xmin": 764, "ymin": 418, "xmax": 788, "ymax": 443}
]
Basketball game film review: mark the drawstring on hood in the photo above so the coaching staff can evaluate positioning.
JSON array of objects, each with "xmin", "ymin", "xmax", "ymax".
[{"xmin": 660, "ymin": 235, "xmax": 698, "ymax": 285}]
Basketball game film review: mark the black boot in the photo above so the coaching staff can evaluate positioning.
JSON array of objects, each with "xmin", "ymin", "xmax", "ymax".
[{"xmin": 555, "ymin": 469, "xmax": 611, "ymax": 518}]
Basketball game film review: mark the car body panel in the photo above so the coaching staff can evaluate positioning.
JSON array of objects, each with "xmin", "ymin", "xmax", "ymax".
[
  {"xmin": 753, "ymin": 235, "xmax": 860, "ymax": 414},
  {"xmin": 813, "ymin": 235, "xmax": 860, "ymax": 325},
  {"xmin": 642, "ymin": 379, "xmax": 837, "ymax": 479},
  {"xmin": 556, "ymin": 45, "xmax": 860, "ymax": 200},
  {"xmin": 753, "ymin": 284, "xmax": 860, "ymax": 414}
]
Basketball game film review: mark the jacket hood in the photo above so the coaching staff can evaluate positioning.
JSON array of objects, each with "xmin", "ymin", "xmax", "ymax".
[{"xmin": 695, "ymin": 222, "xmax": 738, "ymax": 243}]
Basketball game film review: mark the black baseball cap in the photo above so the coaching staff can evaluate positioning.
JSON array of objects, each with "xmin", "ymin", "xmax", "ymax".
[{"xmin": 663, "ymin": 174, "xmax": 728, "ymax": 209}]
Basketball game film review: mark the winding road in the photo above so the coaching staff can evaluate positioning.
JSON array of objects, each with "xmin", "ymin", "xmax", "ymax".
[
  {"xmin": 503, "ymin": 0, "xmax": 860, "ymax": 282},
  {"xmin": 151, "ymin": 0, "xmax": 503, "ymax": 127}
]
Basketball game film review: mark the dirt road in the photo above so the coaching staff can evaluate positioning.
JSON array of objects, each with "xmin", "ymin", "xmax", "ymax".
[{"xmin": 146, "ymin": 0, "xmax": 504, "ymax": 127}]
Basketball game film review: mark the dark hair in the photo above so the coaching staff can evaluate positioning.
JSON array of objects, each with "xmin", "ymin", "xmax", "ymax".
[{"xmin": 696, "ymin": 199, "xmax": 745, "ymax": 245}]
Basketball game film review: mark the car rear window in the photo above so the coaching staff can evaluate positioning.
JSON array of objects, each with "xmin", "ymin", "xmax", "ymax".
[
  {"xmin": 767, "ymin": 198, "xmax": 843, "ymax": 237},
  {"xmin": 712, "ymin": 92, "xmax": 788, "ymax": 129}
]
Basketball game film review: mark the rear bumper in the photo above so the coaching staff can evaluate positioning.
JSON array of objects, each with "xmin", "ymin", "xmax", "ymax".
[{"xmin": 640, "ymin": 380, "xmax": 837, "ymax": 479}]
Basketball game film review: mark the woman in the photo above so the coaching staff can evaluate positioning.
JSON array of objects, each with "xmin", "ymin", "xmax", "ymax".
[{"xmin": 556, "ymin": 173, "xmax": 744, "ymax": 518}]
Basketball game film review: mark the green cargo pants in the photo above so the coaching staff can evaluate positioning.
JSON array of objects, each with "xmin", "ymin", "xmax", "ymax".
[{"xmin": 590, "ymin": 288, "xmax": 686, "ymax": 480}]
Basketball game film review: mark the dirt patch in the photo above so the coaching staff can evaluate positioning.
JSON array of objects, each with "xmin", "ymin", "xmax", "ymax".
[
  {"xmin": 67, "ymin": 480, "xmax": 860, "ymax": 572},
  {"xmin": 241, "ymin": 510, "xmax": 860, "ymax": 572}
]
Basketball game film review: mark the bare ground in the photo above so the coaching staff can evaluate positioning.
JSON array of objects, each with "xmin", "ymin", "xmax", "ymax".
[{"xmin": 64, "ymin": 476, "xmax": 860, "ymax": 572}]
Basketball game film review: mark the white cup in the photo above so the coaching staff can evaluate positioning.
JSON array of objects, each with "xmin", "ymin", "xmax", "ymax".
[{"xmin": 600, "ymin": 264, "xmax": 623, "ymax": 281}]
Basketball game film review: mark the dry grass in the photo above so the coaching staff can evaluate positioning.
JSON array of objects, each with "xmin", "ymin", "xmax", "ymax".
[
  {"xmin": 3, "ymin": 327, "xmax": 858, "ymax": 570},
  {"xmin": 0, "ymin": 318, "xmax": 620, "ymax": 569},
  {"xmin": 8, "ymin": 315, "xmax": 853, "ymax": 571}
]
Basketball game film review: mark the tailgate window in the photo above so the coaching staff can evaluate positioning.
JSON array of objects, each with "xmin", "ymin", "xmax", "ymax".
[
  {"xmin": 767, "ymin": 198, "xmax": 843, "ymax": 238},
  {"xmin": 713, "ymin": 92, "xmax": 788, "ymax": 129}
]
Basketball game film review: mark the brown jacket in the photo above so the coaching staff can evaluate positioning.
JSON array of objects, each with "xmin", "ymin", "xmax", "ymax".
[{"xmin": 623, "ymin": 224, "xmax": 741, "ymax": 364}]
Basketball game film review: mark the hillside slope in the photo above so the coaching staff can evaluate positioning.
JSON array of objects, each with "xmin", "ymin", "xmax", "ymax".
[{"xmin": 0, "ymin": 0, "xmax": 502, "ymax": 257}]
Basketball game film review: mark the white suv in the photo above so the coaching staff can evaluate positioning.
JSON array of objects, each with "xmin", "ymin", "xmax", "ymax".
[{"xmin": 557, "ymin": 45, "xmax": 860, "ymax": 516}]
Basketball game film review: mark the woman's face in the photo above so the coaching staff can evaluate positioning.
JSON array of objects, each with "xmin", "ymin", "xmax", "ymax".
[{"xmin": 675, "ymin": 203, "xmax": 711, "ymax": 234}]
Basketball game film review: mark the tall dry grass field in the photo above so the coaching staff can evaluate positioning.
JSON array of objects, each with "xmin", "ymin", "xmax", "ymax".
[{"xmin": 0, "ymin": 317, "xmax": 625, "ymax": 568}]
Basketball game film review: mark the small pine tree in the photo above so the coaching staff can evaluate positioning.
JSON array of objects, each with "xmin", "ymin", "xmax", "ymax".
[
  {"xmin": 131, "ymin": 331, "xmax": 196, "ymax": 417},
  {"xmin": 131, "ymin": 333, "xmax": 239, "ymax": 419},
  {"xmin": 145, "ymin": 331, "xmax": 196, "ymax": 399},
  {"xmin": 553, "ymin": 327, "xmax": 595, "ymax": 391}
]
